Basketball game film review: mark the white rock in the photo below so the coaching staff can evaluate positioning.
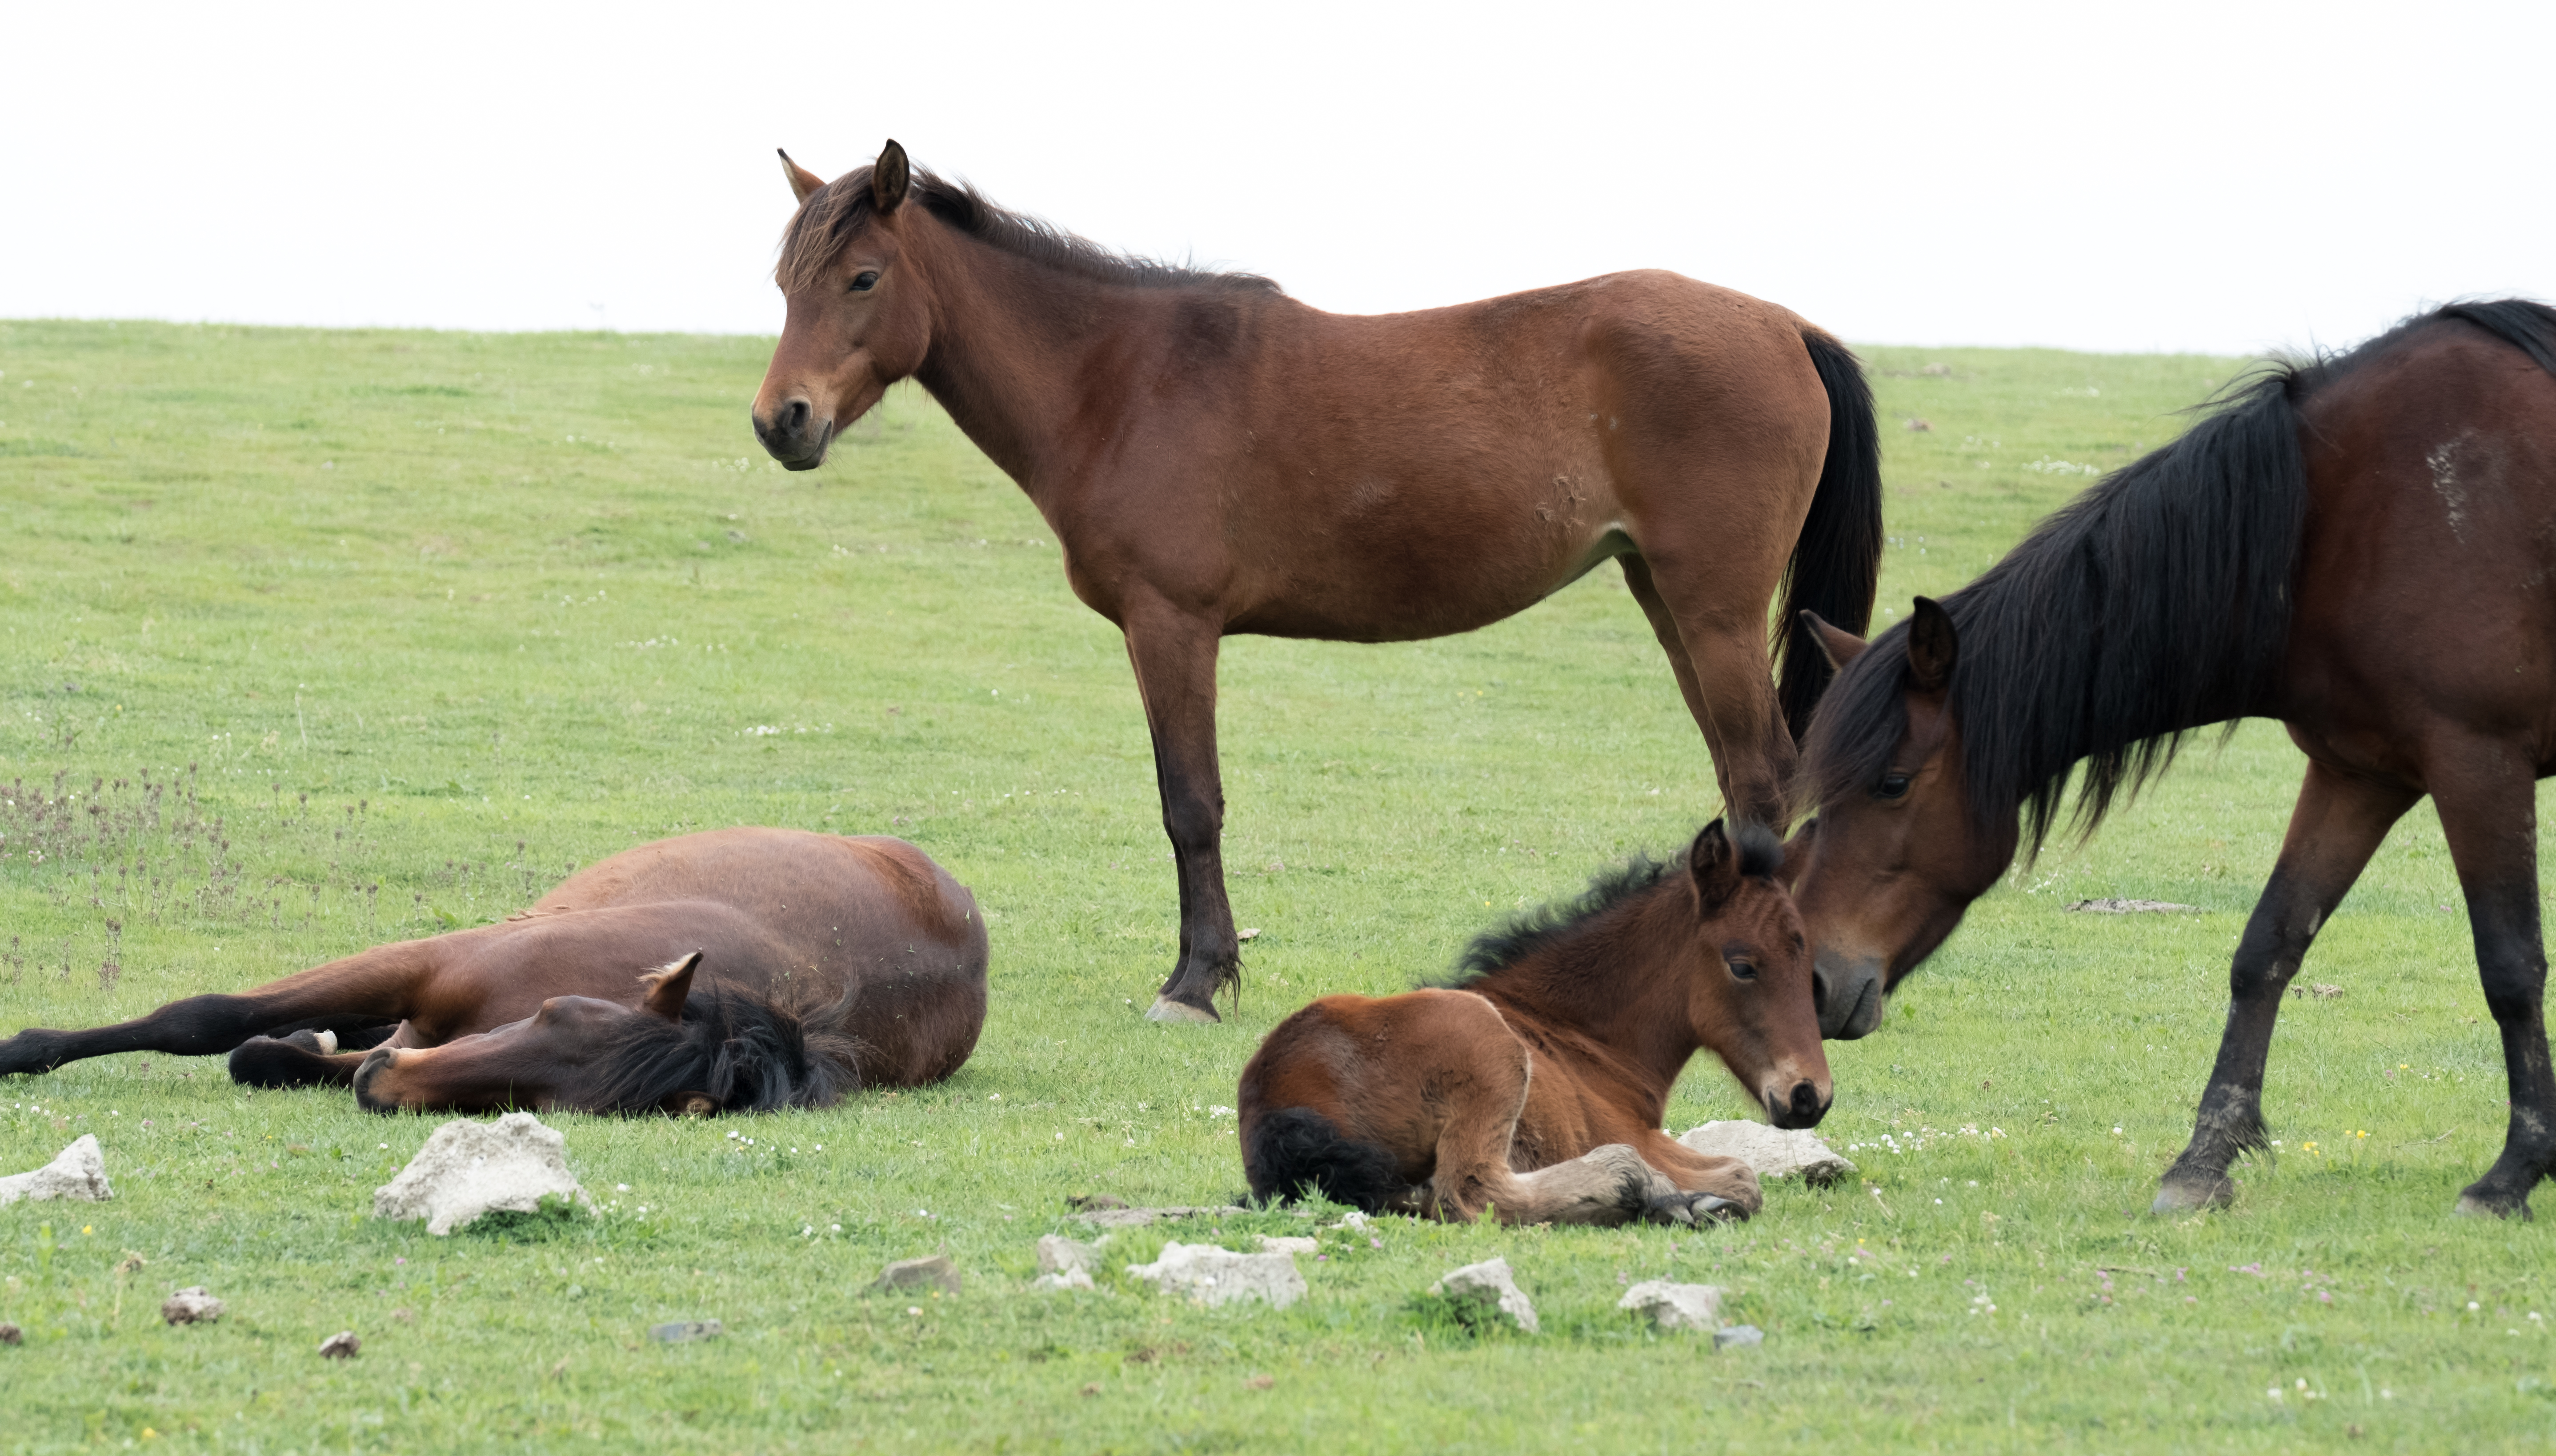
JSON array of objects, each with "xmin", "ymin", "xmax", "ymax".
[
  {"xmin": 161, "ymin": 1287, "xmax": 223, "ymax": 1324},
  {"xmin": 371, "ymin": 1113, "xmax": 588, "ymax": 1236},
  {"xmin": 0, "ymin": 1135, "xmax": 112, "ymax": 1205},
  {"xmin": 1678, "ymin": 1121, "xmax": 1855, "ymax": 1188},
  {"xmin": 1038, "ymin": 1233, "xmax": 1106, "ymax": 1275},
  {"xmin": 1618, "ymin": 1280, "xmax": 1725, "ymax": 1332},
  {"xmin": 1030, "ymin": 1268, "xmax": 1096, "ymax": 1293},
  {"xmin": 1125, "ymin": 1241, "xmax": 1306, "ymax": 1309},
  {"xmin": 1715, "ymin": 1323, "xmax": 1766, "ymax": 1350},
  {"xmin": 1329, "ymin": 1210, "xmax": 1372, "ymax": 1231},
  {"xmin": 1431, "ymin": 1256, "xmax": 1538, "ymax": 1333},
  {"xmin": 1255, "ymin": 1235, "xmax": 1318, "ymax": 1256}
]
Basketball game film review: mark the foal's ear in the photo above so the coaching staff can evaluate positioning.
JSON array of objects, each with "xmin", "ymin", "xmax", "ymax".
[
  {"xmin": 1905, "ymin": 596, "xmax": 1958, "ymax": 692},
  {"xmin": 638, "ymin": 951, "xmax": 702, "ymax": 1022},
  {"xmin": 1689, "ymin": 819, "xmax": 1738, "ymax": 911},
  {"xmin": 871, "ymin": 139, "xmax": 912, "ymax": 214},
  {"xmin": 1799, "ymin": 610, "xmax": 1868, "ymax": 671},
  {"xmin": 778, "ymin": 148, "xmax": 826, "ymax": 205}
]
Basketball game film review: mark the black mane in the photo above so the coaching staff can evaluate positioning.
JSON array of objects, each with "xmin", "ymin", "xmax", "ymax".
[
  {"xmin": 1799, "ymin": 298, "xmax": 2556, "ymax": 855},
  {"xmin": 1439, "ymin": 823, "xmax": 1783, "ymax": 988},
  {"xmin": 777, "ymin": 162, "xmax": 1281, "ymax": 297},
  {"xmin": 584, "ymin": 988, "xmax": 866, "ymax": 1114}
]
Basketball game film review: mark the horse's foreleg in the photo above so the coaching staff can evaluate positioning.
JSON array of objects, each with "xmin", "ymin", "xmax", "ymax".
[
  {"xmin": 2429, "ymin": 752, "xmax": 2556, "ymax": 1218},
  {"xmin": 2155, "ymin": 762, "xmax": 2413, "ymax": 1212},
  {"xmin": 227, "ymin": 1029, "xmax": 378, "ymax": 1088},
  {"xmin": 0, "ymin": 946, "xmax": 436, "ymax": 1077},
  {"xmin": 1633, "ymin": 1132, "xmax": 1761, "ymax": 1222},
  {"xmin": 1123, "ymin": 609, "xmax": 1239, "ymax": 1022}
]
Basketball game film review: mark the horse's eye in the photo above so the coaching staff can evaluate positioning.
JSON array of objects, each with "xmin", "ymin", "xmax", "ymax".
[
  {"xmin": 1727, "ymin": 957, "xmax": 1758, "ymax": 982},
  {"xmin": 849, "ymin": 271, "xmax": 881, "ymax": 292},
  {"xmin": 1875, "ymin": 772, "xmax": 1911, "ymax": 801}
]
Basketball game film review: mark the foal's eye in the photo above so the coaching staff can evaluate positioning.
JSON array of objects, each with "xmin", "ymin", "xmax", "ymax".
[
  {"xmin": 1875, "ymin": 772, "xmax": 1912, "ymax": 801},
  {"xmin": 1726, "ymin": 958, "xmax": 1758, "ymax": 982},
  {"xmin": 849, "ymin": 271, "xmax": 881, "ymax": 292}
]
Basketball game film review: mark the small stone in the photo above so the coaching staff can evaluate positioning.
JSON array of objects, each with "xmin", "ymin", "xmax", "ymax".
[
  {"xmin": 1618, "ymin": 1280, "xmax": 1725, "ymax": 1332},
  {"xmin": 372, "ymin": 1113, "xmax": 587, "ymax": 1236},
  {"xmin": 1678, "ymin": 1121, "xmax": 1855, "ymax": 1188},
  {"xmin": 1256, "ymin": 1235, "xmax": 1318, "ymax": 1256},
  {"xmin": 1030, "ymin": 1268, "xmax": 1096, "ymax": 1293},
  {"xmin": 0, "ymin": 1135, "xmax": 113, "ymax": 1205},
  {"xmin": 161, "ymin": 1288, "xmax": 224, "ymax": 1325},
  {"xmin": 650, "ymin": 1320, "xmax": 723, "ymax": 1343},
  {"xmin": 2064, "ymin": 898, "xmax": 2199, "ymax": 914},
  {"xmin": 1328, "ymin": 1210, "xmax": 1372, "ymax": 1231},
  {"xmin": 1714, "ymin": 1323, "xmax": 1766, "ymax": 1350},
  {"xmin": 1037, "ymin": 1234, "xmax": 1105, "ymax": 1276},
  {"xmin": 1126, "ymin": 1242, "xmax": 1306, "ymax": 1309},
  {"xmin": 870, "ymin": 1254, "xmax": 961, "ymax": 1295},
  {"xmin": 1066, "ymin": 1192, "xmax": 1129, "ymax": 1212},
  {"xmin": 318, "ymin": 1331, "xmax": 360, "ymax": 1359},
  {"xmin": 1245, "ymin": 1373, "xmax": 1274, "ymax": 1389},
  {"xmin": 0, "ymin": 1321, "xmax": 21, "ymax": 1346},
  {"xmin": 1431, "ymin": 1257, "xmax": 1538, "ymax": 1333}
]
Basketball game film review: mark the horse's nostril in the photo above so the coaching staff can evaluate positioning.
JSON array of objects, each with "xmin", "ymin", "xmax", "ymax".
[
  {"xmin": 1790, "ymin": 1081, "xmax": 1822, "ymax": 1118},
  {"xmin": 782, "ymin": 398, "xmax": 810, "ymax": 432}
]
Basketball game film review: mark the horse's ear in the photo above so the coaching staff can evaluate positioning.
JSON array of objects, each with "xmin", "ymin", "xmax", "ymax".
[
  {"xmin": 778, "ymin": 148, "xmax": 825, "ymax": 204},
  {"xmin": 1689, "ymin": 819, "xmax": 1737, "ymax": 912},
  {"xmin": 1799, "ymin": 610, "xmax": 1868, "ymax": 672},
  {"xmin": 638, "ymin": 951, "xmax": 702, "ymax": 1022},
  {"xmin": 1906, "ymin": 596, "xmax": 1957, "ymax": 692},
  {"xmin": 871, "ymin": 139, "xmax": 911, "ymax": 214}
]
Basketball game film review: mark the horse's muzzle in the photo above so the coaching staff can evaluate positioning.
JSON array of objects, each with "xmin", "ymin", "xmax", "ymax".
[
  {"xmin": 1814, "ymin": 952, "xmax": 1888, "ymax": 1040},
  {"xmin": 1765, "ymin": 1079, "xmax": 1830, "ymax": 1130},
  {"xmin": 751, "ymin": 399, "xmax": 833, "ymax": 471}
]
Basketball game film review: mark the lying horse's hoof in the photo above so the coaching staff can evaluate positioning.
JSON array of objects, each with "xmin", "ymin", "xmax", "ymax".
[
  {"xmin": 2454, "ymin": 1189, "xmax": 2532, "ymax": 1220},
  {"xmin": 1144, "ymin": 996, "xmax": 1219, "ymax": 1024},
  {"xmin": 2150, "ymin": 1175, "xmax": 2235, "ymax": 1214},
  {"xmin": 1647, "ymin": 1191, "xmax": 1744, "ymax": 1226}
]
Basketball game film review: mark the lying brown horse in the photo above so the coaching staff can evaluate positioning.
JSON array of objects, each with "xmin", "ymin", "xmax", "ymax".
[
  {"xmin": 754, "ymin": 140, "xmax": 1883, "ymax": 1022},
  {"xmin": 1237, "ymin": 821, "xmax": 1827, "ymax": 1224},
  {"xmin": 0, "ymin": 828, "xmax": 988, "ymax": 1115},
  {"xmin": 1790, "ymin": 300, "xmax": 2556, "ymax": 1217}
]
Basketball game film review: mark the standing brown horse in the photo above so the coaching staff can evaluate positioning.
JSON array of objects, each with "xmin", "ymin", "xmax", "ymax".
[
  {"xmin": 754, "ymin": 140, "xmax": 1882, "ymax": 1022},
  {"xmin": 1237, "ymin": 821, "xmax": 1827, "ymax": 1224},
  {"xmin": 1789, "ymin": 301, "xmax": 2556, "ymax": 1218},
  {"xmin": 0, "ymin": 828, "xmax": 988, "ymax": 1115}
]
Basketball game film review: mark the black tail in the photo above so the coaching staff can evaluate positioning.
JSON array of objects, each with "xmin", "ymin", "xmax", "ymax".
[
  {"xmin": 1777, "ymin": 328, "xmax": 1886, "ymax": 742},
  {"xmin": 1243, "ymin": 1107, "xmax": 1410, "ymax": 1212}
]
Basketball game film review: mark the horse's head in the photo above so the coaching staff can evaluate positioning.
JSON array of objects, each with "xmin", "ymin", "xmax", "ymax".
[
  {"xmin": 753, "ymin": 139, "xmax": 934, "ymax": 470},
  {"xmin": 353, "ymin": 952, "xmax": 733, "ymax": 1116},
  {"xmin": 1681, "ymin": 820, "xmax": 1831, "ymax": 1129},
  {"xmin": 1789, "ymin": 600, "xmax": 2018, "ymax": 1039}
]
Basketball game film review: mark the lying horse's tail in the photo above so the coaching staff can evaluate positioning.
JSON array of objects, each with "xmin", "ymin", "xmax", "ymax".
[
  {"xmin": 1776, "ymin": 327, "xmax": 1885, "ymax": 743},
  {"xmin": 1243, "ymin": 1107, "xmax": 1409, "ymax": 1212}
]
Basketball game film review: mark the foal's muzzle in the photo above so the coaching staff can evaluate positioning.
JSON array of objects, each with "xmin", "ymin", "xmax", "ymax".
[{"xmin": 1765, "ymin": 1079, "xmax": 1831, "ymax": 1130}]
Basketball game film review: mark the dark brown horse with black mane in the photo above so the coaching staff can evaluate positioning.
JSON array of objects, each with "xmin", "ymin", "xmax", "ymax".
[
  {"xmin": 1788, "ymin": 300, "xmax": 2556, "ymax": 1218},
  {"xmin": 0, "ymin": 829, "xmax": 987, "ymax": 1115},
  {"xmin": 754, "ymin": 140, "xmax": 1883, "ymax": 1022},
  {"xmin": 1238, "ymin": 820, "xmax": 1827, "ymax": 1224}
]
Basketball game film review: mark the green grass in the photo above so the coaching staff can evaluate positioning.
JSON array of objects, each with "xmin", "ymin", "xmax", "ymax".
[{"xmin": 2, "ymin": 320, "xmax": 2553, "ymax": 1452}]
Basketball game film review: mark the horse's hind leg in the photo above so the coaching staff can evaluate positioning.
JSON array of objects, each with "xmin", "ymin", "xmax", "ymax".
[
  {"xmin": 1619, "ymin": 553, "xmax": 1791, "ymax": 827},
  {"xmin": 2429, "ymin": 752, "xmax": 2556, "ymax": 1217},
  {"xmin": 0, "ymin": 947, "xmax": 434, "ymax": 1077},
  {"xmin": 2155, "ymin": 762, "xmax": 2414, "ymax": 1212}
]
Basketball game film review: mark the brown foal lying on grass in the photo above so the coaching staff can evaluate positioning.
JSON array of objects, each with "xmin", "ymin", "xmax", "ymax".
[
  {"xmin": 0, "ymin": 828, "xmax": 988, "ymax": 1115},
  {"xmin": 1237, "ymin": 821, "xmax": 1828, "ymax": 1225}
]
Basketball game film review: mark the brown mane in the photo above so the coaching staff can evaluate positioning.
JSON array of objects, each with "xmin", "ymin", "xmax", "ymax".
[{"xmin": 776, "ymin": 164, "xmax": 1282, "ymax": 297}]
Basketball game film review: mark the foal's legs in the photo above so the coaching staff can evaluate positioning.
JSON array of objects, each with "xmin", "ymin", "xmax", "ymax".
[
  {"xmin": 1121, "ymin": 606, "xmax": 1242, "ymax": 1022},
  {"xmin": 2154, "ymin": 762, "xmax": 2415, "ymax": 1211},
  {"xmin": 2428, "ymin": 751, "xmax": 2556, "ymax": 1217}
]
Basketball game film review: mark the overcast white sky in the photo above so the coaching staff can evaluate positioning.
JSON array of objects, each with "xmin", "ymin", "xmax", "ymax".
[{"xmin": 2, "ymin": 1, "xmax": 2545, "ymax": 356}]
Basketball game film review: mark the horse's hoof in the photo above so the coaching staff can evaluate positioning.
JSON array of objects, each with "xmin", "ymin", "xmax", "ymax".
[
  {"xmin": 1647, "ymin": 1192, "xmax": 1743, "ymax": 1227},
  {"xmin": 1143, "ymin": 996, "xmax": 1219, "ymax": 1024},
  {"xmin": 2454, "ymin": 1191, "xmax": 2531, "ymax": 1220},
  {"xmin": 2151, "ymin": 1176, "xmax": 2233, "ymax": 1214}
]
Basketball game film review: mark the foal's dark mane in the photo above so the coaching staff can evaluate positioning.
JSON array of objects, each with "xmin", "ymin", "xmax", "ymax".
[
  {"xmin": 1799, "ymin": 298, "xmax": 2556, "ymax": 856},
  {"xmin": 777, "ymin": 163, "xmax": 1281, "ymax": 298},
  {"xmin": 1438, "ymin": 824, "xmax": 1784, "ymax": 990},
  {"xmin": 586, "ymin": 988, "xmax": 868, "ymax": 1113}
]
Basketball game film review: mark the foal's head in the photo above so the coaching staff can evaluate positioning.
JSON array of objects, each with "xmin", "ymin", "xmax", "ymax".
[
  {"xmin": 755, "ymin": 141, "xmax": 937, "ymax": 469},
  {"xmin": 352, "ymin": 953, "xmax": 859, "ymax": 1116},
  {"xmin": 1673, "ymin": 821, "xmax": 1832, "ymax": 1128}
]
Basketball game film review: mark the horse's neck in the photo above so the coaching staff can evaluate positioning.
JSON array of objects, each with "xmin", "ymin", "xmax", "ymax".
[
  {"xmin": 1480, "ymin": 901, "xmax": 1697, "ymax": 1105},
  {"xmin": 905, "ymin": 227, "xmax": 1166, "ymax": 492}
]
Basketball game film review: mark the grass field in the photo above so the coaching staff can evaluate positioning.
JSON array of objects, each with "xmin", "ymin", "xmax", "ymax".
[{"xmin": 3, "ymin": 318, "xmax": 2554, "ymax": 1452}]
